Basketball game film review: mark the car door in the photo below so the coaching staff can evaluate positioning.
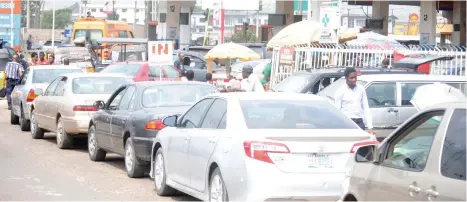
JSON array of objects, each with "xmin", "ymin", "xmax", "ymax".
[
  {"xmin": 12, "ymin": 68, "xmax": 29, "ymax": 115},
  {"xmin": 95, "ymin": 87, "xmax": 127, "ymax": 150},
  {"xmin": 188, "ymin": 98, "xmax": 227, "ymax": 192},
  {"xmin": 363, "ymin": 110, "xmax": 446, "ymax": 201},
  {"xmin": 110, "ymin": 85, "xmax": 136, "ymax": 154},
  {"xmin": 396, "ymin": 82, "xmax": 433, "ymax": 125},
  {"xmin": 422, "ymin": 108, "xmax": 466, "ymax": 201},
  {"xmin": 47, "ymin": 77, "xmax": 68, "ymax": 129},
  {"xmin": 166, "ymin": 98, "xmax": 214, "ymax": 186},
  {"xmin": 365, "ymin": 82, "xmax": 399, "ymax": 128},
  {"xmin": 35, "ymin": 77, "xmax": 61, "ymax": 128}
]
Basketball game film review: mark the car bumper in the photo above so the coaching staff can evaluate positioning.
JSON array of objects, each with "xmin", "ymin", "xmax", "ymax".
[
  {"xmin": 132, "ymin": 136, "xmax": 154, "ymax": 163},
  {"xmin": 62, "ymin": 116, "xmax": 90, "ymax": 134},
  {"xmin": 227, "ymin": 160, "xmax": 346, "ymax": 201}
]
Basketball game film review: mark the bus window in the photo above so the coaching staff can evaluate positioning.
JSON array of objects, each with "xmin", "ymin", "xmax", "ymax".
[{"xmin": 118, "ymin": 30, "xmax": 129, "ymax": 38}]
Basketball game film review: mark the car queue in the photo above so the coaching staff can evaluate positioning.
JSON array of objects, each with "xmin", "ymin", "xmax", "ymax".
[{"xmin": 4, "ymin": 56, "xmax": 466, "ymax": 201}]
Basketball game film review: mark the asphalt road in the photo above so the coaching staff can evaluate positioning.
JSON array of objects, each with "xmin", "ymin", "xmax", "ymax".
[{"xmin": 0, "ymin": 100, "xmax": 197, "ymax": 201}]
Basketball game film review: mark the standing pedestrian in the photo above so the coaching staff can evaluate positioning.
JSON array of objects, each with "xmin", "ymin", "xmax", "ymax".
[
  {"xmin": 381, "ymin": 58, "xmax": 390, "ymax": 68},
  {"xmin": 38, "ymin": 52, "xmax": 49, "ymax": 65},
  {"xmin": 186, "ymin": 70, "xmax": 195, "ymax": 81},
  {"xmin": 173, "ymin": 53, "xmax": 184, "ymax": 72},
  {"xmin": 19, "ymin": 54, "xmax": 29, "ymax": 69},
  {"xmin": 47, "ymin": 54, "xmax": 55, "ymax": 65},
  {"xmin": 63, "ymin": 58, "xmax": 70, "ymax": 65},
  {"xmin": 205, "ymin": 73, "xmax": 214, "ymax": 85},
  {"xmin": 334, "ymin": 67, "xmax": 375, "ymax": 134},
  {"xmin": 240, "ymin": 65, "xmax": 264, "ymax": 92},
  {"xmin": 29, "ymin": 52, "xmax": 39, "ymax": 66},
  {"xmin": 261, "ymin": 62, "xmax": 272, "ymax": 91},
  {"xmin": 5, "ymin": 54, "xmax": 24, "ymax": 110}
]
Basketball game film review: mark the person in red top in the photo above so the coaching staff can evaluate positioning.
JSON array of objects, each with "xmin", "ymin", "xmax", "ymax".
[
  {"xmin": 28, "ymin": 52, "xmax": 39, "ymax": 66},
  {"xmin": 37, "ymin": 52, "xmax": 50, "ymax": 65},
  {"xmin": 47, "ymin": 54, "xmax": 55, "ymax": 65}
]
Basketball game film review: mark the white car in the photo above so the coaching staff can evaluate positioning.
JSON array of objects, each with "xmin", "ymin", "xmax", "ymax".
[{"xmin": 149, "ymin": 92, "xmax": 377, "ymax": 201}]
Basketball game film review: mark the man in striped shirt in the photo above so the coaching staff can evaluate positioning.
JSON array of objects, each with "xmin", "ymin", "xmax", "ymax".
[{"xmin": 5, "ymin": 54, "xmax": 24, "ymax": 109}]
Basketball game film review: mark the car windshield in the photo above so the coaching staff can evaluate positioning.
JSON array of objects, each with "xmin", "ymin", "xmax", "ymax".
[
  {"xmin": 272, "ymin": 74, "xmax": 318, "ymax": 93},
  {"xmin": 149, "ymin": 65, "xmax": 180, "ymax": 78},
  {"xmin": 32, "ymin": 69, "xmax": 83, "ymax": 83},
  {"xmin": 142, "ymin": 85, "xmax": 217, "ymax": 108},
  {"xmin": 72, "ymin": 77, "xmax": 132, "ymax": 94},
  {"xmin": 317, "ymin": 78, "xmax": 368, "ymax": 99},
  {"xmin": 100, "ymin": 64, "xmax": 142, "ymax": 76},
  {"xmin": 240, "ymin": 100, "xmax": 358, "ymax": 129}
]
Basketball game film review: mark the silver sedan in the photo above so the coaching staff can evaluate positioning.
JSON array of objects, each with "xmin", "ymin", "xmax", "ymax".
[{"xmin": 149, "ymin": 92, "xmax": 377, "ymax": 201}]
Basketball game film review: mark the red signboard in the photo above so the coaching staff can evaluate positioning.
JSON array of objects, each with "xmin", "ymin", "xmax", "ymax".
[{"xmin": 0, "ymin": 0, "xmax": 21, "ymax": 15}]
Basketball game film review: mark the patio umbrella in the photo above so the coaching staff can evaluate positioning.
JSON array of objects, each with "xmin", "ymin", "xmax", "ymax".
[
  {"xmin": 410, "ymin": 83, "xmax": 466, "ymax": 111},
  {"xmin": 346, "ymin": 32, "xmax": 406, "ymax": 49},
  {"xmin": 267, "ymin": 20, "xmax": 322, "ymax": 48},
  {"xmin": 204, "ymin": 42, "xmax": 260, "ymax": 61}
]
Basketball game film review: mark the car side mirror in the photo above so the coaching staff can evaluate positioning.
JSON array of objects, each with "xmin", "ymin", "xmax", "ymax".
[
  {"xmin": 162, "ymin": 115, "xmax": 178, "ymax": 127},
  {"xmin": 93, "ymin": 100, "xmax": 105, "ymax": 110},
  {"xmin": 34, "ymin": 88, "xmax": 44, "ymax": 96},
  {"xmin": 355, "ymin": 145, "xmax": 376, "ymax": 162}
]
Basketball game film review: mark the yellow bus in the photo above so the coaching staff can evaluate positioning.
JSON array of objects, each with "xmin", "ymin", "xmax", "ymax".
[{"xmin": 72, "ymin": 17, "xmax": 134, "ymax": 61}]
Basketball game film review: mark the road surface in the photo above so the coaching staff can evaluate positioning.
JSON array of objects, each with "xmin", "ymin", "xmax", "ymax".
[{"xmin": 0, "ymin": 101, "xmax": 197, "ymax": 201}]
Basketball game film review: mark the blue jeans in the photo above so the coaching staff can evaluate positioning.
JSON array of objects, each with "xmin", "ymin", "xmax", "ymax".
[{"xmin": 6, "ymin": 78, "xmax": 18, "ymax": 105}]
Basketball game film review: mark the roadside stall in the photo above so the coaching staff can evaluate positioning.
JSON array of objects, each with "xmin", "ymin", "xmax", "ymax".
[
  {"xmin": 204, "ymin": 42, "xmax": 260, "ymax": 88},
  {"xmin": 94, "ymin": 38, "xmax": 148, "ymax": 71}
]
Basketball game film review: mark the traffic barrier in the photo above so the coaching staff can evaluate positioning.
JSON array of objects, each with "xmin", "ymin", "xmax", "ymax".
[{"xmin": 270, "ymin": 44, "xmax": 466, "ymax": 86}]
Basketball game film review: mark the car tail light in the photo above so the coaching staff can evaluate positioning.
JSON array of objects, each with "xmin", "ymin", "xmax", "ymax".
[
  {"xmin": 243, "ymin": 141, "xmax": 290, "ymax": 164},
  {"xmin": 145, "ymin": 119, "xmax": 165, "ymax": 130},
  {"xmin": 26, "ymin": 89, "xmax": 39, "ymax": 102},
  {"xmin": 73, "ymin": 105, "xmax": 97, "ymax": 111},
  {"xmin": 349, "ymin": 140, "xmax": 380, "ymax": 153}
]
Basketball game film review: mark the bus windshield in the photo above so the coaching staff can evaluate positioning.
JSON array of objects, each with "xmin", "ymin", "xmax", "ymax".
[{"xmin": 73, "ymin": 29, "xmax": 103, "ymax": 44}]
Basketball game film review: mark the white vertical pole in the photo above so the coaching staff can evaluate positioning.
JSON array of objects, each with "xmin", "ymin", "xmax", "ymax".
[
  {"xmin": 10, "ymin": 0, "xmax": 13, "ymax": 46},
  {"xmin": 52, "ymin": 0, "xmax": 56, "ymax": 48},
  {"xmin": 133, "ymin": 0, "xmax": 137, "ymax": 30},
  {"xmin": 307, "ymin": 0, "xmax": 312, "ymax": 20},
  {"xmin": 26, "ymin": 0, "xmax": 30, "ymax": 29},
  {"xmin": 255, "ymin": 10, "xmax": 259, "ymax": 39},
  {"xmin": 79, "ymin": 0, "xmax": 82, "ymax": 17}
]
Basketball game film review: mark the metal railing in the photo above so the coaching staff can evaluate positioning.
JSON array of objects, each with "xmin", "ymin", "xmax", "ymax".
[{"xmin": 270, "ymin": 44, "xmax": 466, "ymax": 86}]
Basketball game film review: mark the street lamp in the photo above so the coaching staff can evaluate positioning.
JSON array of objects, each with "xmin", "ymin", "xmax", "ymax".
[{"xmin": 52, "ymin": 0, "xmax": 56, "ymax": 48}]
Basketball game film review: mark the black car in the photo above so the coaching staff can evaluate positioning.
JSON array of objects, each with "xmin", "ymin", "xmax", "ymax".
[
  {"xmin": 271, "ymin": 68, "xmax": 423, "ymax": 94},
  {"xmin": 88, "ymin": 81, "xmax": 218, "ymax": 178}
]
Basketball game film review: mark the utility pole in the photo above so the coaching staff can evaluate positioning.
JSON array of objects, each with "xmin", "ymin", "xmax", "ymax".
[
  {"xmin": 9, "ymin": 0, "xmax": 12, "ymax": 46},
  {"xmin": 133, "ymin": 0, "xmax": 137, "ymax": 30},
  {"xmin": 52, "ymin": 0, "xmax": 55, "ymax": 48},
  {"xmin": 26, "ymin": 0, "xmax": 30, "ymax": 29}
]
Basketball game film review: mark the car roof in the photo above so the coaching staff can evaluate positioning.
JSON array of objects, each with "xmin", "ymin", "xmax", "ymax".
[
  {"xmin": 357, "ymin": 74, "xmax": 467, "ymax": 82},
  {"xmin": 133, "ymin": 81, "xmax": 216, "ymax": 87},
  {"xmin": 31, "ymin": 65, "xmax": 82, "ymax": 70},
  {"xmin": 425, "ymin": 102, "xmax": 467, "ymax": 110},
  {"xmin": 211, "ymin": 92, "xmax": 328, "ymax": 101},
  {"xmin": 60, "ymin": 72, "xmax": 130, "ymax": 79}
]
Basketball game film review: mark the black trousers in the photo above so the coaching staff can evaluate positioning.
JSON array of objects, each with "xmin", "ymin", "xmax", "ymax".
[
  {"xmin": 351, "ymin": 118, "xmax": 365, "ymax": 130},
  {"xmin": 6, "ymin": 78, "xmax": 18, "ymax": 105}
]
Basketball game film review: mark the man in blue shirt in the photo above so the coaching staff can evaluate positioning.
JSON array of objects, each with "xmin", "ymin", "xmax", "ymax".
[{"xmin": 5, "ymin": 54, "xmax": 24, "ymax": 109}]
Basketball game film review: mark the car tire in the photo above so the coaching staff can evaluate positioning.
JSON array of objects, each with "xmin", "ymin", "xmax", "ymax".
[
  {"xmin": 56, "ymin": 117, "xmax": 73, "ymax": 149},
  {"xmin": 19, "ymin": 107, "xmax": 30, "ymax": 131},
  {"xmin": 209, "ymin": 168, "xmax": 229, "ymax": 202},
  {"xmin": 88, "ymin": 125, "xmax": 106, "ymax": 161},
  {"xmin": 124, "ymin": 138, "xmax": 144, "ymax": 178},
  {"xmin": 30, "ymin": 110, "xmax": 44, "ymax": 139},
  {"xmin": 153, "ymin": 148, "xmax": 176, "ymax": 196},
  {"xmin": 10, "ymin": 108, "xmax": 19, "ymax": 125}
]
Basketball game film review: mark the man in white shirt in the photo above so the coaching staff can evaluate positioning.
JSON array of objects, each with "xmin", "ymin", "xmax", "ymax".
[
  {"xmin": 335, "ymin": 67, "xmax": 375, "ymax": 134},
  {"xmin": 240, "ymin": 65, "xmax": 264, "ymax": 92}
]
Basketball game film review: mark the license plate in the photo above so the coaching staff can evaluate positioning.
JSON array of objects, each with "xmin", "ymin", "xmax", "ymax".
[{"xmin": 308, "ymin": 154, "xmax": 332, "ymax": 168}]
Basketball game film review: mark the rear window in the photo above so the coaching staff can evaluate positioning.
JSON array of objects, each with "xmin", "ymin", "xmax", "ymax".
[
  {"xmin": 142, "ymin": 85, "xmax": 217, "ymax": 108},
  {"xmin": 240, "ymin": 100, "xmax": 358, "ymax": 129},
  {"xmin": 32, "ymin": 69, "xmax": 83, "ymax": 83},
  {"xmin": 100, "ymin": 64, "xmax": 142, "ymax": 76},
  {"xmin": 272, "ymin": 74, "xmax": 317, "ymax": 93},
  {"xmin": 72, "ymin": 77, "xmax": 132, "ymax": 94}
]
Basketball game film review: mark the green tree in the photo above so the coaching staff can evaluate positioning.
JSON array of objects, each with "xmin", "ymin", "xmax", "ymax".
[
  {"xmin": 231, "ymin": 30, "xmax": 258, "ymax": 43},
  {"xmin": 21, "ymin": 1, "xmax": 44, "ymax": 28},
  {"xmin": 107, "ymin": 11, "xmax": 119, "ymax": 20},
  {"xmin": 40, "ymin": 8, "xmax": 72, "ymax": 29}
]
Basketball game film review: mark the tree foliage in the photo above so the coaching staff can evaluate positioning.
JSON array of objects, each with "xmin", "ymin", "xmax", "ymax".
[
  {"xmin": 230, "ymin": 30, "xmax": 258, "ymax": 43},
  {"xmin": 40, "ymin": 8, "xmax": 72, "ymax": 29},
  {"xmin": 21, "ymin": 1, "xmax": 44, "ymax": 28},
  {"xmin": 107, "ymin": 11, "xmax": 120, "ymax": 20}
]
